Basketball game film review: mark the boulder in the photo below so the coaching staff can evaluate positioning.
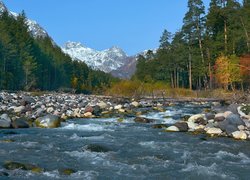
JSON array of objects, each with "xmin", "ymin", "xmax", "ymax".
[
  {"xmin": 114, "ymin": 105, "xmax": 123, "ymax": 110},
  {"xmin": 174, "ymin": 122, "xmax": 188, "ymax": 132},
  {"xmin": 227, "ymin": 104, "xmax": 240, "ymax": 114},
  {"xmin": 14, "ymin": 106, "xmax": 25, "ymax": 113},
  {"xmin": 165, "ymin": 126, "xmax": 180, "ymax": 132},
  {"xmin": 131, "ymin": 101, "xmax": 139, "ymax": 107},
  {"xmin": 206, "ymin": 128, "xmax": 223, "ymax": 135},
  {"xmin": 83, "ymin": 112, "xmax": 92, "ymax": 118},
  {"xmin": 194, "ymin": 125, "xmax": 205, "ymax": 130},
  {"xmin": 238, "ymin": 125, "xmax": 245, "ymax": 131},
  {"xmin": 46, "ymin": 107, "xmax": 54, "ymax": 113},
  {"xmin": 232, "ymin": 131, "xmax": 247, "ymax": 140},
  {"xmin": 196, "ymin": 117, "xmax": 207, "ymax": 125},
  {"xmin": 152, "ymin": 124, "xmax": 168, "ymax": 129},
  {"xmin": 11, "ymin": 118, "xmax": 29, "ymax": 129},
  {"xmin": 0, "ymin": 119, "xmax": 11, "ymax": 128},
  {"xmin": 97, "ymin": 101, "xmax": 107, "ymax": 109},
  {"xmin": 59, "ymin": 168, "xmax": 76, "ymax": 175},
  {"xmin": 224, "ymin": 111, "xmax": 233, "ymax": 118},
  {"xmin": 3, "ymin": 161, "xmax": 43, "ymax": 172},
  {"xmin": 205, "ymin": 113, "xmax": 215, "ymax": 120},
  {"xmin": 226, "ymin": 113, "xmax": 245, "ymax": 126},
  {"xmin": 214, "ymin": 113, "xmax": 225, "ymax": 122},
  {"xmin": 187, "ymin": 121, "xmax": 198, "ymax": 130},
  {"xmin": 188, "ymin": 114, "xmax": 204, "ymax": 123},
  {"xmin": 84, "ymin": 144, "xmax": 111, "ymax": 153},
  {"xmin": 0, "ymin": 114, "xmax": 11, "ymax": 122},
  {"xmin": 84, "ymin": 106, "xmax": 93, "ymax": 113},
  {"xmin": 134, "ymin": 117, "xmax": 154, "ymax": 123},
  {"xmin": 35, "ymin": 115, "xmax": 61, "ymax": 128},
  {"xmin": 92, "ymin": 106, "xmax": 102, "ymax": 116}
]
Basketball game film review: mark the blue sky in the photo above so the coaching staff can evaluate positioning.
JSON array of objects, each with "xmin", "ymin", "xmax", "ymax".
[{"xmin": 3, "ymin": 0, "xmax": 210, "ymax": 55}]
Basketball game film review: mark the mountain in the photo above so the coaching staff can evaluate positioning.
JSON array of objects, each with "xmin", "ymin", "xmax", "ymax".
[
  {"xmin": 62, "ymin": 41, "xmax": 159, "ymax": 78},
  {"xmin": 0, "ymin": 1, "xmax": 49, "ymax": 39},
  {"xmin": 62, "ymin": 41, "xmax": 130, "ymax": 73}
]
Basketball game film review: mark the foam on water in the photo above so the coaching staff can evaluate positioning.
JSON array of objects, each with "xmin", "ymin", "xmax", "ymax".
[
  {"xmin": 214, "ymin": 151, "xmax": 250, "ymax": 162},
  {"xmin": 69, "ymin": 133, "xmax": 105, "ymax": 141},
  {"xmin": 64, "ymin": 150, "xmax": 108, "ymax": 161},
  {"xmin": 61, "ymin": 123, "xmax": 113, "ymax": 132},
  {"xmin": 71, "ymin": 170, "xmax": 99, "ymax": 179},
  {"xmin": 181, "ymin": 163, "xmax": 229, "ymax": 179}
]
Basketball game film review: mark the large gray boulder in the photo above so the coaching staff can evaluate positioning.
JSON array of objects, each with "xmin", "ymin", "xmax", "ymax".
[
  {"xmin": 217, "ymin": 113, "xmax": 245, "ymax": 135},
  {"xmin": 12, "ymin": 118, "xmax": 29, "ymax": 129},
  {"xmin": 35, "ymin": 115, "xmax": 61, "ymax": 128},
  {"xmin": 0, "ymin": 119, "xmax": 11, "ymax": 128},
  {"xmin": 0, "ymin": 114, "xmax": 11, "ymax": 128},
  {"xmin": 226, "ymin": 114, "xmax": 245, "ymax": 126},
  {"xmin": 174, "ymin": 122, "xmax": 188, "ymax": 132}
]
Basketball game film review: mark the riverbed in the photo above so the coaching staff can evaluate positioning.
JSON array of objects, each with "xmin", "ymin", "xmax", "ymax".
[{"xmin": 0, "ymin": 103, "xmax": 250, "ymax": 179}]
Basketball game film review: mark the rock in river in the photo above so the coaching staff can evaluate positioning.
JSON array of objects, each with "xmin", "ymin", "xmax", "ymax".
[
  {"xmin": 206, "ymin": 128, "xmax": 223, "ymax": 135},
  {"xmin": 134, "ymin": 117, "xmax": 154, "ymax": 123},
  {"xmin": 232, "ymin": 131, "xmax": 247, "ymax": 140},
  {"xmin": 165, "ymin": 126, "xmax": 180, "ymax": 132},
  {"xmin": 35, "ymin": 115, "xmax": 61, "ymax": 128},
  {"xmin": 12, "ymin": 118, "xmax": 29, "ymax": 129},
  {"xmin": 174, "ymin": 122, "xmax": 188, "ymax": 132},
  {"xmin": 84, "ymin": 144, "xmax": 111, "ymax": 153}
]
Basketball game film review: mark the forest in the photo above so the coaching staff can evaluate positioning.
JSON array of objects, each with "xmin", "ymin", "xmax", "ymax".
[
  {"xmin": 133, "ymin": 0, "xmax": 250, "ymax": 91},
  {"xmin": 0, "ymin": 10, "xmax": 115, "ymax": 93}
]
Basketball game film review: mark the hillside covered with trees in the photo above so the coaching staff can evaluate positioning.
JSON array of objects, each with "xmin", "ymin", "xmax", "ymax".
[
  {"xmin": 133, "ymin": 0, "xmax": 250, "ymax": 91},
  {"xmin": 0, "ymin": 10, "xmax": 115, "ymax": 93}
]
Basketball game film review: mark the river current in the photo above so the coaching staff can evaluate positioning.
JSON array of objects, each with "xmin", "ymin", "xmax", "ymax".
[{"xmin": 0, "ymin": 103, "xmax": 250, "ymax": 179}]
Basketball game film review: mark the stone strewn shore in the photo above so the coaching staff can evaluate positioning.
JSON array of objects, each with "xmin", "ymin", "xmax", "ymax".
[
  {"xmin": 166, "ymin": 102, "xmax": 250, "ymax": 140},
  {"xmin": 0, "ymin": 91, "xmax": 249, "ymax": 140},
  {"xmin": 0, "ymin": 92, "xmax": 141, "ymax": 128}
]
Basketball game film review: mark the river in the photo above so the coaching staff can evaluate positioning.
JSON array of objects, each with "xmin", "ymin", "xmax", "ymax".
[{"xmin": 0, "ymin": 102, "xmax": 250, "ymax": 179}]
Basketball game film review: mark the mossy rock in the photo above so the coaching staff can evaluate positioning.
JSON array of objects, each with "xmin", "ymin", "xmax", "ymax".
[
  {"xmin": 59, "ymin": 168, "xmax": 76, "ymax": 175},
  {"xmin": 35, "ymin": 115, "xmax": 61, "ymax": 128},
  {"xmin": 31, "ymin": 167, "xmax": 44, "ymax": 173},
  {"xmin": 0, "ymin": 139, "xmax": 15, "ymax": 143},
  {"xmin": 117, "ymin": 118, "xmax": 124, "ymax": 123},
  {"xmin": 3, "ymin": 161, "xmax": 43, "ymax": 173}
]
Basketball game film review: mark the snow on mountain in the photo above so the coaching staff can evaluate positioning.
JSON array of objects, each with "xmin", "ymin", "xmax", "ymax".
[
  {"xmin": 0, "ymin": 1, "xmax": 49, "ymax": 39},
  {"xmin": 62, "ymin": 41, "xmax": 128, "ymax": 73}
]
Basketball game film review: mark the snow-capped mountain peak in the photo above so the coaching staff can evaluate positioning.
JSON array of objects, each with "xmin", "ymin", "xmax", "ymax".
[
  {"xmin": 0, "ymin": 1, "xmax": 7, "ymax": 12},
  {"xmin": 62, "ymin": 41, "xmax": 128, "ymax": 73}
]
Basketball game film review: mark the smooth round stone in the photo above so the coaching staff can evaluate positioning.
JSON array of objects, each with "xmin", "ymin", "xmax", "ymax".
[
  {"xmin": 206, "ymin": 128, "xmax": 223, "ymax": 135},
  {"xmin": 165, "ymin": 126, "xmax": 180, "ymax": 132},
  {"xmin": 232, "ymin": 131, "xmax": 247, "ymax": 140}
]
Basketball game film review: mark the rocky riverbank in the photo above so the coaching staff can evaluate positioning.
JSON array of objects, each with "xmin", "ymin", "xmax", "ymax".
[
  {"xmin": 0, "ymin": 91, "xmax": 249, "ymax": 140},
  {"xmin": 165, "ymin": 102, "xmax": 250, "ymax": 140}
]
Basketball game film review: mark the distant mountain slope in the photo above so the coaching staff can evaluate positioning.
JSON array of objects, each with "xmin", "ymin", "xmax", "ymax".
[
  {"xmin": 0, "ymin": 1, "xmax": 49, "ymax": 39},
  {"xmin": 62, "ymin": 41, "xmax": 129, "ymax": 73}
]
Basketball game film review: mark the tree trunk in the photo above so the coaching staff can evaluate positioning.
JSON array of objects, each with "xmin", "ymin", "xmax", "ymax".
[
  {"xmin": 188, "ymin": 47, "xmax": 192, "ymax": 90},
  {"xmin": 177, "ymin": 69, "xmax": 179, "ymax": 88},
  {"xmin": 224, "ymin": 19, "xmax": 228, "ymax": 54},
  {"xmin": 240, "ymin": 17, "xmax": 250, "ymax": 53},
  {"xmin": 196, "ymin": 22, "xmax": 205, "ymax": 63},
  {"xmin": 171, "ymin": 72, "xmax": 174, "ymax": 88}
]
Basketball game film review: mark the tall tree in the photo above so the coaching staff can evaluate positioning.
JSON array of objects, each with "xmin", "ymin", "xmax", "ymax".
[{"xmin": 182, "ymin": 0, "xmax": 206, "ymax": 89}]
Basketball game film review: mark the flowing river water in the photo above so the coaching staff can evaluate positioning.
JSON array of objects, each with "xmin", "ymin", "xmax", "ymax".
[{"xmin": 0, "ymin": 103, "xmax": 250, "ymax": 179}]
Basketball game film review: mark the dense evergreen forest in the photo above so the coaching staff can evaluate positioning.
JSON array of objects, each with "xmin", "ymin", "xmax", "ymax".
[
  {"xmin": 0, "ymin": 10, "xmax": 115, "ymax": 93},
  {"xmin": 133, "ymin": 0, "xmax": 250, "ymax": 91}
]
